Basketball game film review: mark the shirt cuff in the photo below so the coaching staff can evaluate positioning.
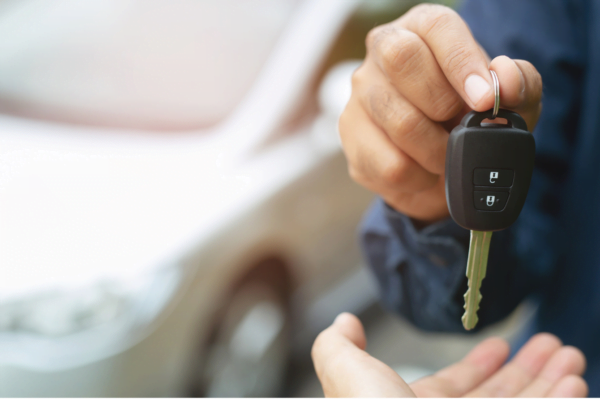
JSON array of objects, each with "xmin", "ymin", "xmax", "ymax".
[
  {"xmin": 378, "ymin": 200, "xmax": 469, "ymax": 266},
  {"xmin": 360, "ymin": 198, "xmax": 471, "ymax": 331}
]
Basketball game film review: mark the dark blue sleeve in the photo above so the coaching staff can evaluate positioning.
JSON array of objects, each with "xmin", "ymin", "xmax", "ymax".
[
  {"xmin": 360, "ymin": 0, "xmax": 587, "ymax": 332},
  {"xmin": 360, "ymin": 199, "xmax": 470, "ymax": 331}
]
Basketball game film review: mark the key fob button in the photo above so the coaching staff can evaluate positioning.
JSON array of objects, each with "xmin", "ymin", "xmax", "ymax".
[
  {"xmin": 474, "ymin": 191, "xmax": 509, "ymax": 211},
  {"xmin": 473, "ymin": 168, "xmax": 513, "ymax": 187}
]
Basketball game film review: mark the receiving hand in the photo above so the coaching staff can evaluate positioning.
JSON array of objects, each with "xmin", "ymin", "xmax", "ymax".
[{"xmin": 312, "ymin": 313, "xmax": 587, "ymax": 397}]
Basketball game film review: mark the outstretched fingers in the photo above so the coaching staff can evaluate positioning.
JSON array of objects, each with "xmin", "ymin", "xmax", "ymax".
[
  {"xmin": 410, "ymin": 337, "xmax": 510, "ymax": 397},
  {"xmin": 518, "ymin": 345, "xmax": 587, "ymax": 397},
  {"xmin": 467, "ymin": 333, "xmax": 587, "ymax": 397}
]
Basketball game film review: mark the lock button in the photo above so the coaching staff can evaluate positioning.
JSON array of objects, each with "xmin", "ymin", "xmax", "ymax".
[
  {"xmin": 473, "ymin": 168, "xmax": 514, "ymax": 187},
  {"xmin": 474, "ymin": 191, "xmax": 509, "ymax": 211}
]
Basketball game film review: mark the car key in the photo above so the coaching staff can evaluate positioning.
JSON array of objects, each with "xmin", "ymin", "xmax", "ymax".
[{"xmin": 445, "ymin": 71, "xmax": 535, "ymax": 330}]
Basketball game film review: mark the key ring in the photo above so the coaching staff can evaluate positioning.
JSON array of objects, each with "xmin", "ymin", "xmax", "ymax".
[{"xmin": 490, "ymin": 70, "xmax": 500, "ymax": 119}]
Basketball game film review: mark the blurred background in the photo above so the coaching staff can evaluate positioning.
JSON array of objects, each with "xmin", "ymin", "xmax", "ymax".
[{"xmin": 0, "ymin": 0, "xmax": 534, "ymax": 397}]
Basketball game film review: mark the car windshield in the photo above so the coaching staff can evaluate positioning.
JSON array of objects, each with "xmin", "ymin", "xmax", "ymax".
[{"xmin": 0, "ymin": 0, "xmax": 298, "ymax": 131}]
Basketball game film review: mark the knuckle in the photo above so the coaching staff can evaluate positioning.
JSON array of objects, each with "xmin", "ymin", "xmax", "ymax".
[
  {"xmin": 365, "ymin": 24, "xmax": 388, "ymax": 52},
  {"xmin": 367, "ymin": 24, "xmax": 423, "ymax": 75},
  {"xmin": 412, "ymin": 2, "xmax": 453, "ymax": 15},
  {"xmin": 366, "ymin": 86, "xmax": 395, "ymax": 123},
  {"xmin": 347, "ymin": 164, "xmax": 365, "ymax": 185},
  {"xmin": 395, "ymin": 110, "xmax": 441, "ymax": 162},
  {"xmin": 379, "ymin": 155, "xmax": 409, "ymax": 186},
  {"xmin": 381, "ymin": 31, "xmax": 422, "ymax": 74},
  {"xmin": 394, "ymin": 107, "xmax": 424, "ymax": 141},
  {"xmin": 415, "ymin": 4, "xmax": 458, "ymax": 38}
]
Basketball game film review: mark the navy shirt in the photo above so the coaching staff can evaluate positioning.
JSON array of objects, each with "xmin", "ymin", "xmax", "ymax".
[{"xmin": 360, "ymin": 0, "xmax": 600, "ymax": 395}]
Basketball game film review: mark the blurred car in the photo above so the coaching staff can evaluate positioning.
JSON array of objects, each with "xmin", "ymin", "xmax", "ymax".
[{"xmin": 0, "ymin": 0, "xmax": 386, "ymax": 397}]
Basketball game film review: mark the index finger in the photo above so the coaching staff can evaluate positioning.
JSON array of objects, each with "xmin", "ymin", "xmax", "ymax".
[{"xmin": 399, "ymin": 4, "xmax": 495, "ymax": 111}]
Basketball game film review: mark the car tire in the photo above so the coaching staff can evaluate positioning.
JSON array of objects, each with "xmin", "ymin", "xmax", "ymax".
[{"xmin": 192, "ymin": 260, "xmax": 292, "ymax": 397}]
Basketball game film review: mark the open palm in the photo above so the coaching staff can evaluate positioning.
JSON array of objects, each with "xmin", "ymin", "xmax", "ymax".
[{"xmin": 312, "ymin": 313, "xmax": 587, "ymax": 397}]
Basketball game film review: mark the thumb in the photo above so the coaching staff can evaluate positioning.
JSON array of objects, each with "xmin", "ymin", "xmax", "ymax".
[
  {"xmin": 330, "ymin": 312, "xmax": 367, "ymax": 350},
  {"xmin": 311, "ymin": 313, "xmax": 415, "ymax": 397}
]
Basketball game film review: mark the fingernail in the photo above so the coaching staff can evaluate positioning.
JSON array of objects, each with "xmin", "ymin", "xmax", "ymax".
[{"xmin": 464, "ymin": 74, "xmax": 491, "ymax": 106}]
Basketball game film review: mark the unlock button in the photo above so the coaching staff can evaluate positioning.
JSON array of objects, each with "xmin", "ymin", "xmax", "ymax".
[
  {"xmin": 474, "ymin": 191, "xmax": 509, "ymax": 211},
  {"xmin": 474, "ymin": 169, "xmax": 514, "ymax": 187}
]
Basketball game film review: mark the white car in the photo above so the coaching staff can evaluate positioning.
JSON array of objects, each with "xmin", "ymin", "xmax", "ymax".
[{"xmin": 0, "ymin": 0, "xmax": 383, "ymax": 397}]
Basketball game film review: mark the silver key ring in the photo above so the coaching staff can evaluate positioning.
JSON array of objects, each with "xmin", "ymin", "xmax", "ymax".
[{"xmin": 490, "ymin": 70, "xmax": 500, "ymax": 119}]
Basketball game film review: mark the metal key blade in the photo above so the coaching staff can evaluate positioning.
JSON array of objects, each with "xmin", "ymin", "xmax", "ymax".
[{"xmin": 462, "ymin": 230, "xmax": 493, "ymax": 330}]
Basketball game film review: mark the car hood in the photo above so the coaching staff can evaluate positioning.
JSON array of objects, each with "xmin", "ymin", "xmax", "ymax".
[
  {"xmin": 0, "ymin": 116, "xmax": 252, "ymax": 302},
  {"xmin": 0, "ymin": 0, "xmax": 361, "ymax": 303}
]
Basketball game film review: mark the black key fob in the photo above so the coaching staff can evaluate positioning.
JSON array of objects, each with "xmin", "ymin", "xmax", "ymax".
[{"xmin": 445, "ymin": 109, "xmax": 535, "ymax": 231}]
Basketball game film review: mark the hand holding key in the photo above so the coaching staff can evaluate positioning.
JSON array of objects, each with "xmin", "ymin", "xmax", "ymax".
[{"xmin": 339, "ymin": 4, "xmax": 543, "ymax": 223}]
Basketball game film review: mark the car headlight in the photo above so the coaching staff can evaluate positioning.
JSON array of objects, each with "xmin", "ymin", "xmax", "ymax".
[
  {"xmin": 0, "ymin": 283, "xmax": 130, "ymax": 337},
  {"xmin": 0, "ymin": 265, "xmax": 181, "ymax": 337},
  {"xmin": 0, "ymin": 265, "xmax": 183, "ymax": 370}
]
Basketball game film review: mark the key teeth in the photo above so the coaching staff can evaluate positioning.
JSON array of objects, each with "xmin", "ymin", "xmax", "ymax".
[
  {"xmin": 462, "ymin": 290, "xmax": 482, "ymax": 331},
  {"xmin": 462, "ymin": 230, "xmax": 492, "ymax": 331},
  {"xmin": 463, "ymin": 290, "xmax": 483, "ymax": 309}
]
